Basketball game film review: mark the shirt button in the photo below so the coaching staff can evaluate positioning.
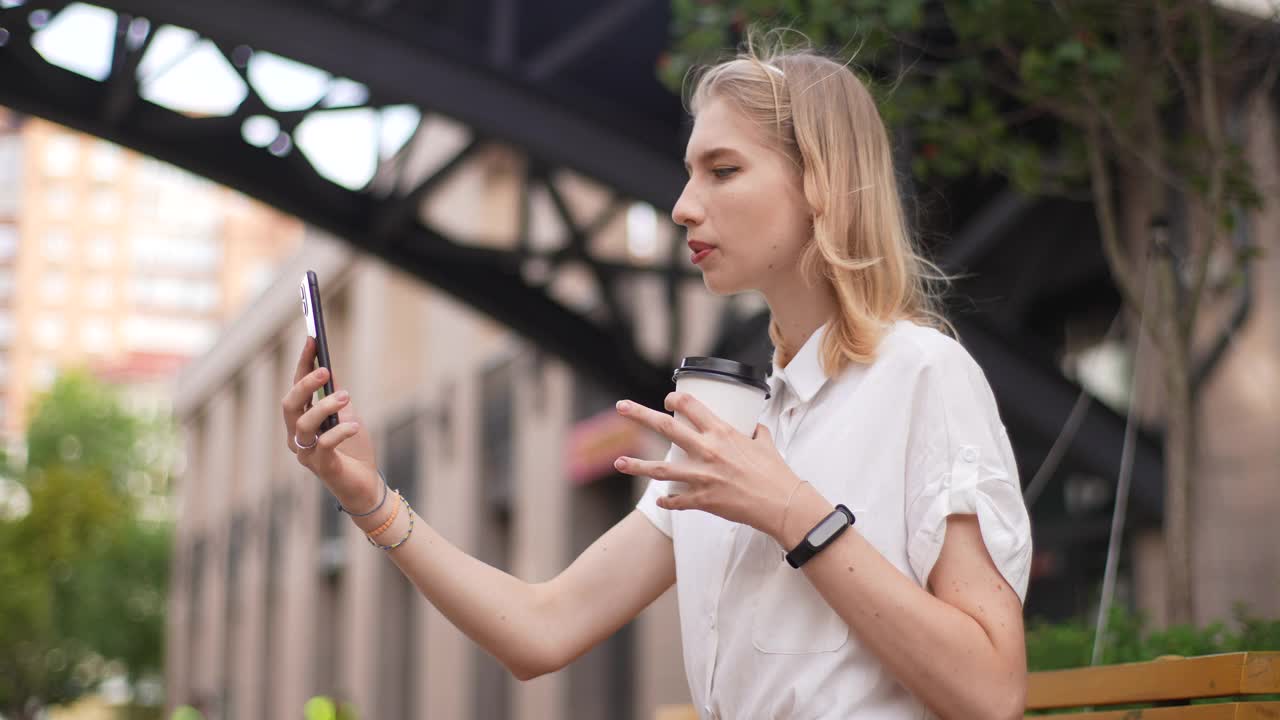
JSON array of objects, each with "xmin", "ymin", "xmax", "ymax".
[{"xmin": 962, "ymin": 447, "xmax": 979, "ymax": 462}]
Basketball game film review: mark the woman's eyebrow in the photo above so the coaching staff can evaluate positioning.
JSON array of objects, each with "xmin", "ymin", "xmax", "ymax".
[{"xmin": 683, "ymin": 147, "xmax": 741, "ymax": 172}]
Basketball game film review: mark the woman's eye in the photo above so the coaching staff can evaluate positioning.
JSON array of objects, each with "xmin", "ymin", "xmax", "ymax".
[{"xmin": 712, "ymin": 166, "xmax": 738, "ymax": 179}]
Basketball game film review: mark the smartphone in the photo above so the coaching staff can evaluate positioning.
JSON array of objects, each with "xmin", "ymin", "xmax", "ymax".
[{"xmin": 300, "ymin": 270, "xmax": 340, "ymax": 434}]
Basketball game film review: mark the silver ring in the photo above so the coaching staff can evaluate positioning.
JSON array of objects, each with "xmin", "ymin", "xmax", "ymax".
[{"xmin": 294, "ymin": 431, "xmax": 318, "ymax": 450}]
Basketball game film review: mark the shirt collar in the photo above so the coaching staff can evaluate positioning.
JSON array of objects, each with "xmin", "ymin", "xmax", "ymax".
[{"xmin": 769, "ymin": 322, "xmax": 831, "ymax": 404}]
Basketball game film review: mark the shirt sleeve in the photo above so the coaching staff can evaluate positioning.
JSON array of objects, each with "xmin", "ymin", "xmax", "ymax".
[
  {"xmin": 635, "ymin": 448, "xmax": 675, "ymax": 538},
  {"xmin": 904, "ymin": 339, "xmax": 1033, "ymax": 604}
]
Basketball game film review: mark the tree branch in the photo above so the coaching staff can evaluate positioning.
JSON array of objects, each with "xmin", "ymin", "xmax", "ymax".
[
  {"xmin": 1043, "ymin": 0, "xmax": 1189, "ymax": 193},
  {"xmin": 987, "ymin": 45, "xmax": 1090, "ymax": 123},
  {"xmin": 1185, "ymin": 0, "xmax": 1229, "ymax": 333},
  {"xmin": 1152, "ymin": 237, "xmax": 1184, "ymax": 358},
  {"xmin": 1076, "ymin": 81, "xmax": 1188, "ymax": 193},
  {"xmin": 1154, "ymin": 0, "xmax": 1202, "ymax": 123},
  {"xmin": 1085, "ymin": 121, "xmax": 1148, "ymax": 322}
]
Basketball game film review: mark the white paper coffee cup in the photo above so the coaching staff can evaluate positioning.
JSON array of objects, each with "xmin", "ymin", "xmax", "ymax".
[{"xmin": 663, "ymin": 357, "xmax": 770, "ymax": 496}]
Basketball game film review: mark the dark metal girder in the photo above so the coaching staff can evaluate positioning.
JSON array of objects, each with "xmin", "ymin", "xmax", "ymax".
[
  {"xmin": 525, "ymin": 0, "xmax": 650, "ymax": 81},
  {"xmin": 0, "ymin": 0, "xmax": 1167, "ymax": 517},
  {"xmin": 0, "ymin": 38, "xmax": 672, "ymax": 408},
  {"xmin": 91, "ymin": 0, "xmax": 686, "ymax": 208}
]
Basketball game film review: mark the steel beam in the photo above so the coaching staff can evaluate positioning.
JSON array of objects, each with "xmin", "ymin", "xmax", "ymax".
[
  {"xmin": 92, "ymin": 0, "xmax": 686, "ymax": 208},
  {"xmin": 0, "ymin": 37, "xmax": 673, "ymax": 407}
]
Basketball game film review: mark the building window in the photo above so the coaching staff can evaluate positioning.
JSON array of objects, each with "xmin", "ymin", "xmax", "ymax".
[
  {"xmin": 80, "ymin": 319, "xmax": 110, "ymax": 352},
  {"xmin": 89, "ymin": 140, "xmax": 122, "ymax": 181},
  {"xmin": 0, "ymin": 225, "xmax": 17, "ymax": 260},
  {"xmin": 85, "ymin": 277, "xmax": 113, "ymax": 307},
  {"xmin": 36, "ymin": 316, "xmax": 65, "ymax": 348},
  {"xmin": 43, "ymin": 230, "xmax": 72, "ymax": 263},
  {"xmin": 45, "ymin": 185, "xmax": 74, "ymax": 219},
  {"xmin": 131, "ymin": 235, "xmax": 220, "ymax": 271},
  {"xmin": 131, "ymin": 276, "xmax": 219, "ymax": 312},
  {"xmin": 90, "ymin": 189, "xmax": 120, "ymax": 221},
  {"xmin": 43, "ymin": 134, "xmax": 79, "ymax": 177},
  {"xmin": 377, "ymin": 413, "xmax": 423, "ymax": 719},
  {"xmin": 88, "ymin": 234, "xmax": 114, "ymax": 265},
  {"xmin": 479, "ymin": 359, "xmax": 515, "ymax": 514},
  {"xmin": 474, "ymin": 357, "xmax": 515, "ymax": 720},
  {"xmin": 34, "ymin": 359, "xmax": 57, "ymax": 390},
  {"xmin": 42, "ymin": 272, "xmax": 68, "ymax": 304},
  {"xmin": 0, "ymin": 135, "xmax": 22, "ymax": 216},
  {"xmin": 123, "ymin": 315, "xmax": 216, "ymax": 353}
]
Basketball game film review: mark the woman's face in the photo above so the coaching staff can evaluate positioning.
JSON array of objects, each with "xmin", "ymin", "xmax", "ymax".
[{"xmin": 672, "ymin": 97, "xmax": 813, "ymax": 296}]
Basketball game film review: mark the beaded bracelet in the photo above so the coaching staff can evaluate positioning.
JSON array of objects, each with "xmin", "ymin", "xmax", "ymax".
[
  {"xmin": 366, "ymin": 490, "xmax": 401, "ymax": 540},
  {"xmin": 335, "ymin": 471, "xmax": 389, "ymax": 517},
  {"xmin": 366, "ymin": 493, "xmax": 414, "ymax": 551}
]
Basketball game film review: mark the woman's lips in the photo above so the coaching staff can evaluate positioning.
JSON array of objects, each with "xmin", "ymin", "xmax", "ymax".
[{"xmin": 689, "ymin": 241, "xmax": 716, "ymax": 265}]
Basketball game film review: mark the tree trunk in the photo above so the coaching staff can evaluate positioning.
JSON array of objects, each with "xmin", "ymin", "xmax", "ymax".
[
  {"xmin": 1096, "ymin": 138, "xmax": 1202, "ymax": 628},
  {"xmin": 1161, "ymin": 324, "xmax": 1197, "ymax": 625}
]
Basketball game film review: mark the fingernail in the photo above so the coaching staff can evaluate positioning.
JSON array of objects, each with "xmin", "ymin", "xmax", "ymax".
[
  {"xmin": 616, "ymin": 400, "xmax": 631, "ymax": 411},
  {"xmin": 337, "ymin": 391, "xmax": 349, "ymax": 401},
  {"xmin": 614, "ymin": 457, "xmax": 627, "ymax": 469}
]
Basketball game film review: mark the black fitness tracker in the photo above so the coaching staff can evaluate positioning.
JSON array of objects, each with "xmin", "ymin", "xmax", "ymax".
[{"xmin": 785, "ymin": 504, "xmax": 856, "ymax": 568}]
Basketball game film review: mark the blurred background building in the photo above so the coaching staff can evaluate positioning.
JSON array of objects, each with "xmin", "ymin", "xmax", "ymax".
[
  {"xmin": 0, "ymin": 106, "xmax": 302, "ymax": 444},
  {"xmin": 163, "ymin": 138, "xmax": 708, "ymax": 719},
  {"xmin": 0, "ymin": 1, "xmax": 1277, "ymax": 719}
]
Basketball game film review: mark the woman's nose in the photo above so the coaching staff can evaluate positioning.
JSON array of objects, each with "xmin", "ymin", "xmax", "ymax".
[{"xmin": 671, "ymin": 181, "xmax": 702, "ymax": 227}]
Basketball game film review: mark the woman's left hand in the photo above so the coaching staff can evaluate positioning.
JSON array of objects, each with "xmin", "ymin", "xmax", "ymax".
[{"xmin": 613, "ymin": 391, "xmax": 802, "ymax": 538}]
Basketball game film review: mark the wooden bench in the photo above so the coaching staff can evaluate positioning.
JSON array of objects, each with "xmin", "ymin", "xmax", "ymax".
[
  {"xmin": 655, "ymin": 652, "xmax": 1280, "ymax": 719},
  {"xmin": 1026, "ymin": 652, "xmax": 1280, "ymax": 718}
]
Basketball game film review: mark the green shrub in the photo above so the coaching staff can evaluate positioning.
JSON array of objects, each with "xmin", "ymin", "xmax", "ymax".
[{"xmin": 1027, "ymin": 603, "xmax": 1280, "ymax": 671}]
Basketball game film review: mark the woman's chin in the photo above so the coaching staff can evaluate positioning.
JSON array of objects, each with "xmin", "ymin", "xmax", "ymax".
[
  {"xmin": 702, "ymin": 274, "xmax": 748, "ymax": 297},
  {"xmin": 700, "ymin": 264, "xmax": 759, "ymax": 296}
]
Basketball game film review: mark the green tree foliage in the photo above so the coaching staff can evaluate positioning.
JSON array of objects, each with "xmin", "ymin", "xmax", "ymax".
[
  {"xmin": 665, "ymin": 0, "xmax": 1270, "ymax": 208},
  {"xmin": 666, "ymin": 0, "xmax": 1278, "ymax": 625},
  {"xmin": 0, "ymin": 371, "xmax": 175, "ymax": 719}
]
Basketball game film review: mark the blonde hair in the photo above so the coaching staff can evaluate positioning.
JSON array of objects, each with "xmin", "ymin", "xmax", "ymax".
[{"xmin": 685, "ymin": 29, "xmax": 958, "ymax": 375}]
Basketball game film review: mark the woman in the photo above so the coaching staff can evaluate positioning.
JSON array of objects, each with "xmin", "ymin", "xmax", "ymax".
[{"xmin": 282, "ymin": 33, "xmax": 1031, "ymax": 720}]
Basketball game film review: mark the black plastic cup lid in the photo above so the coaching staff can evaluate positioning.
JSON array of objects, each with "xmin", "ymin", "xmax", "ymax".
[{"xmin": 672, "ymin": 356, "xmax": 771, "ymax": 397}]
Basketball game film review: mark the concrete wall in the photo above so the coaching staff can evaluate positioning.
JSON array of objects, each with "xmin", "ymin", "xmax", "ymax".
[{"xmin": 164, "ymin": 222, "xmax": 694, "ymax": 719}]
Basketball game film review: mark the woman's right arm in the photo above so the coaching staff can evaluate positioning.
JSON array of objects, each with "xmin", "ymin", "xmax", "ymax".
[{"xmin": 282, "ymin": 338, "xmax": 676, "ymax": 680}]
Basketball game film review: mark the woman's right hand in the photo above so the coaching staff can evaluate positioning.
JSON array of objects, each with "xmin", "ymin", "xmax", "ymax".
[{"xmin": 282, "ymin": 337, "xmax": 381, "ymax": 511}]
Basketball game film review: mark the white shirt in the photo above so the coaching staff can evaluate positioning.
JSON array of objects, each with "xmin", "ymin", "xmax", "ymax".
[{"xmin": 637, "ymin": 319, "xmax": 1032, "ymax": 719}]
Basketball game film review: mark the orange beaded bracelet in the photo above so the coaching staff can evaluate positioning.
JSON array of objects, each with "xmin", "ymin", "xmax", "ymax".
[
  {"xmin": 366, "ymin": 490, "xmax": 401, "ymax": 540},
  {"xmin": 367, "ymin": 494, "xmax": 414, "ymax": 551}
]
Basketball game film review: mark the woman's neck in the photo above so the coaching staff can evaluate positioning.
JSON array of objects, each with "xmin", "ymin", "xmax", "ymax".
[{"xmin": 764, "ymin": 277, "xmax": 838, "ymax": 368}]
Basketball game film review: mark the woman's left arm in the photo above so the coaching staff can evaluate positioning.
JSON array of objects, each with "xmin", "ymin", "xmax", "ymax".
[
  {"xmin": 614, "ymin": 392, "xmax": 1027, "ymax": 720},
  {"xmin": 778, "ymin": 484, "xmax": 1027, "ymax": 720}
]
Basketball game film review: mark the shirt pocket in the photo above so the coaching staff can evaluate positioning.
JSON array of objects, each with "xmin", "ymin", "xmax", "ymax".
[{"xmin": 749, "ymin": 510, "xmax": 862, "ymax": 655}]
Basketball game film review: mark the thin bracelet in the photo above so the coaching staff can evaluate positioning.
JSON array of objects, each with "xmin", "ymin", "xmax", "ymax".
[
  {"xmin": 366, "ymin": 490, "xmax": 402, "ymax": 540},
  {"xmin": 779, "ymin": 478, "xmax": 808, "ymax": 541},
  {"xmin": 336, "ymin": 472, "xmax": 389, "ymax": 516},
  {"xmin": 367, "ymin": 494, "xmax": 414, "ymax": 551}
]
